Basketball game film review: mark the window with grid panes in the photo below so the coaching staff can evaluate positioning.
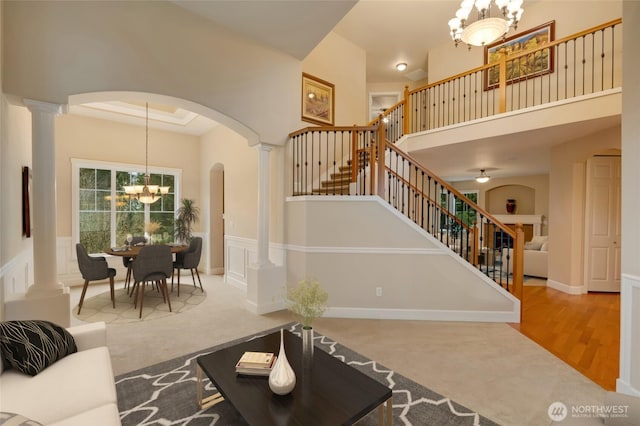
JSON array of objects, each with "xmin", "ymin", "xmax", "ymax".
[{"xmin": 74, "ymin": 161, "xmax": 180, "ymax": 254}]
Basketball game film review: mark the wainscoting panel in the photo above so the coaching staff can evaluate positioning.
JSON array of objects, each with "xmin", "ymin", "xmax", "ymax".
[
  {"xmin": 0, "ymin": 247, "xmax": 33, "ymax": 298},
  {"xmin": 224, "ymin": 236, "xmax": 285, "ymax": 290}
]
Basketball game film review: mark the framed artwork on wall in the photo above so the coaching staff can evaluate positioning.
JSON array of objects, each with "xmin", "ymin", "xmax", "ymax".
[
  {"xmin": 301, "ymin": 73, "xmax": 334, "ymax": 126},
  {"xmin": 484, "ymin": 21, "xmax": 556, "ymax": 90}
]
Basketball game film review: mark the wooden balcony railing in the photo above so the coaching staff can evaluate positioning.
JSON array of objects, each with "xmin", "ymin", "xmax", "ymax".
[{"xmin": 370, "ymin": 18, "xmax": 622, "ymax": 141}]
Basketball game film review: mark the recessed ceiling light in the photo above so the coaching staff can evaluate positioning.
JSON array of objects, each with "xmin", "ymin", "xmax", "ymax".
[{"xmin": 396, "ymin": 63, "xmax": 408, "ymax": 71}]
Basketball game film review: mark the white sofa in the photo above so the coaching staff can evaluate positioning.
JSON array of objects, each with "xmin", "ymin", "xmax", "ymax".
[
  {"xmin": 0, "ymin": 322, "xmax": 121, "ymax": 426},
  {"xmin": 503, "ymin": 235, "xmax": 549, "ymax": 278}
]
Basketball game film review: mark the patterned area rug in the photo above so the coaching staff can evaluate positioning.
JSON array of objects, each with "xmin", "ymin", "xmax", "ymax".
[
  {"xmin": 73, "ymin": 284, "xmax": 206, "ymax": 323},
  {"xmin": 116, "ymin": 323, "xmax": 498, "ymax": 425}
]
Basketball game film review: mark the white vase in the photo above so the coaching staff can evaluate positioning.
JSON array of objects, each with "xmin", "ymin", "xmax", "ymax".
[{"xmin": 269, "ymin": 329, "xmax": 296, "ymax": 395}]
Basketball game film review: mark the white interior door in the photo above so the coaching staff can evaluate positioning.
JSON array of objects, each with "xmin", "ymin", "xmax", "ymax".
[{"xmin": 584, "ymin": 155, "xmax": 621, "ymax": 292}]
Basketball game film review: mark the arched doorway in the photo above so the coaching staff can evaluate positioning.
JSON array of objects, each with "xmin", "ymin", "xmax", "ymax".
[{"xmin": 210, "ymin": 163, "xmax": 224, "ymax": 275}]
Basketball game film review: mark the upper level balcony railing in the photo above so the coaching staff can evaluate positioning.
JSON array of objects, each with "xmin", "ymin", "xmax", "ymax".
[{"xmin": 370, "ymin": 18, "xmax": 622, "ymax": 142}]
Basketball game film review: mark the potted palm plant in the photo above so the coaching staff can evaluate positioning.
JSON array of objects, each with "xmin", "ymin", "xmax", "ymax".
[
  {"xmin": 286, "ymin": 279, "xmax": 328, "ymax": 357},
  {"xmin": 174, "ymin": 198, "xmax": 200, "ymax": 244}
]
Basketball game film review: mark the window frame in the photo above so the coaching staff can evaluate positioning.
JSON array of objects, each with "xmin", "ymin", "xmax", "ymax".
[{"xmin": 71, "ymin": 158, "xmax": 182, "ymax": 256}]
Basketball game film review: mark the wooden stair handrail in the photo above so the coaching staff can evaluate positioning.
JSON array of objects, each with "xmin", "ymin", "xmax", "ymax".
[{"xmin": 383, "ymin": 140, "xmax": 516, "ymax": 238}]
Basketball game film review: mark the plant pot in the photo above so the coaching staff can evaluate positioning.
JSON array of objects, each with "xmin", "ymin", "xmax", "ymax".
[{"xmin": 506, "ymin": 199, "xmax": 516, "ymax": 214}]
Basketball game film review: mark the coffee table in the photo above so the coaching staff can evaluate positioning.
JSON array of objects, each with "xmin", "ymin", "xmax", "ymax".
[{"xmin": 196, "ymin": 330, "xmax": 393, "ymax": 425}]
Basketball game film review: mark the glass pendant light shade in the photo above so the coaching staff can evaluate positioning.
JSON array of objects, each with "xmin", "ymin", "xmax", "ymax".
[
  {"xmin": 448, "ymin": 0, "xmax": 525, "ymax": 48},
  {"xmin": 461, "ymin": 17, "xmax": 510, "ymax": 46}
]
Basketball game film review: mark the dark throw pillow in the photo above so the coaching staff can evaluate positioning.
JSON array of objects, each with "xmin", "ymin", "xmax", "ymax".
[{"xmin": 0, "ymin": 320, "xmax": 77, "ymax": 376}]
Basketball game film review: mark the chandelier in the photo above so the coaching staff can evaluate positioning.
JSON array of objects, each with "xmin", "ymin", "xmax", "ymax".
[
  {"xmin": 448, "ymin": 0, "xmax": 524, "ymax": 48},
  {"xmin": 123, "ymin": 103, "xmax": 169, "ymax": 204}
]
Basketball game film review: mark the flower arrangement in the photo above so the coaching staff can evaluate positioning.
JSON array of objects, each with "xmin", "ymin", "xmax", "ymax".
[
  {"xmin": 145, "ymin": 221, "xmax": 161, "ymax": 234},
  {"xmin": 286, "ymin": 279, "xmax": 328, "ymax": 329}
]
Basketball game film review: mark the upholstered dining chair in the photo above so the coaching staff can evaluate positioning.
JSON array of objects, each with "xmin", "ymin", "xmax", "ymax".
[
  {"xmin": 171, "ymin": 237, "xmax": 203, "ymax": 297},
  {"xmin": 130, "ymin": 245, "xmax": 173, "ymax": 319},
  {"xmin": 122, "ymin": 236, "xmax": 147, "ymax": 293},
  {"xmin": 76, "ymin": 243, "xmax": 116, "ymax": 315}
]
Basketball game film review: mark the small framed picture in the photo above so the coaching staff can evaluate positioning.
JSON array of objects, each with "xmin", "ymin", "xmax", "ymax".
[{"xmin": 301, "ymin": 73, "xmax": 334, "ymax": 126}]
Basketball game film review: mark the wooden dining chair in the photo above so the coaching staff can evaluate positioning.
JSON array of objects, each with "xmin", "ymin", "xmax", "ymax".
[
  {"xmin": 171, "ymin": 237, "xmax": 203, "ymax": 297},
  {"xmin": 130, "ymin": 245, "xmax": 173, "ymax": 319},
  {"xmin": 76, "ymin": 243, "xmax": 116, "ymax": 314}
]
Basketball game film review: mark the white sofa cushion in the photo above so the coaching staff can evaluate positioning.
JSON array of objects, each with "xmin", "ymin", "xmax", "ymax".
[
  {"xmin": 48, "ymin": 403, "xmax": 120, "ymax": 426},
  {"xmin": 0, "ymin": 347, "xmax": 117, "ymax": 425}
]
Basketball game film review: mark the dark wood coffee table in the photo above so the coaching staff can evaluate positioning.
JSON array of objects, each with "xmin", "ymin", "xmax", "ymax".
[{"xmin": 196, "ymin": 329, "xmax": 393, "ymax": 425}]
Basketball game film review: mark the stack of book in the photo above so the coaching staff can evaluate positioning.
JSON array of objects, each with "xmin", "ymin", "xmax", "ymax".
[{"xmin": 235, "ymin": 351, "xmax": 276, "ymax": 376}]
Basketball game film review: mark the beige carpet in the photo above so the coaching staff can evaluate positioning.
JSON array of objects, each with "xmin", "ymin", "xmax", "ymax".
[
  {"xmin": 73, "ymin": 283, "xmax": 206, "ymax": 323},
  {"xmin": 68, "ymin": 275, "xmax": 608, "ymax": 426}
]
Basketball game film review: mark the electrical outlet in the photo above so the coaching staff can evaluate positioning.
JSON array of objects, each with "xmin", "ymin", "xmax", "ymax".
[{"xmin": 376, "ymin": 287, "xmax": 382, "ymax": 297}]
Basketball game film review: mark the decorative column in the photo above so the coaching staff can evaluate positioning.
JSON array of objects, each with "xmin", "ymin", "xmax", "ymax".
[
  {"xmin": 24, "ymin": 100, "xmax": 66, "ymax": 296},
  {"xmin": 5, "ymin": 100, "xmax": 70, "ymax": 327},
  {"xmin": 255, "ymin": 143, "xmax": 274, "ymax": 267},
  {"xmin": 246, "ymin": 142, "xmax": 284, "ymax": 315}
]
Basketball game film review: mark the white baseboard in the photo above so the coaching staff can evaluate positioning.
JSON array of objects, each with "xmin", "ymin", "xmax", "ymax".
[
  {"xmin": 325, "ymin": 306, "xmax": 520, "ymax": 323},
  {"xmin": 616, "ymin": 379, "xmax": 640, "ymax": 397},
  {"xmin": 546, "ymin": 279, "xmax": 585, "ymax": 294},
  {"xmin": 244, "ymin": 299, "xmax": 286, "ymax": 315}
]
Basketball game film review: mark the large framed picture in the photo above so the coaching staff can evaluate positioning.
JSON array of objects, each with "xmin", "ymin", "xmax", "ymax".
[
  {"xmin": 484, "ymin": 21, "xmax": 555, "ymax": 90},
  {"xmin": 301, "ymin": 73, "xmax": 334, "ymax": 126}
]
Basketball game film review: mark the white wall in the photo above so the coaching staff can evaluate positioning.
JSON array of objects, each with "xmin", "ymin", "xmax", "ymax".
[
  {"xmin": 285, "ymin": 196, "xmax": 519, "ymax": 322},
  {"xmin": 619, "ymin": 0, "xmax": 640, "ymax": 397},
  {"xmin": 548, "ymin": 125, "xmax": 621, "ymax": 292},
  {"xmin": 0, "ymin": 101, "xmax": 34, "ymax": 312},
  {"xmin": 303, "ymin": 32, "xmax": 367, "ymax": 126},
  {"xmin": 3, "ymin": 0, "xmax": 300, "ymax": 146}
]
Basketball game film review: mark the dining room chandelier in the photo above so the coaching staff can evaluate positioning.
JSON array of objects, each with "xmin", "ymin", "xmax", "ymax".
[
  {"xmin": 122, "ymin": 102, "xmax": 169, "ymax": 204},
  {"xmin": 448, "ymin": 0, "xmax": 524, "ymax": 48}
]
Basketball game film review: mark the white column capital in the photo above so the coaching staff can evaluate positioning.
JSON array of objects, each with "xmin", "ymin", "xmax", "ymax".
[
  {"xmin": 24, "ymin": 99, "xmax": 67, "ymax": 115},
  {"xmin": 255, "ymin": 142, "xmax": 274, "ymax": 152}
]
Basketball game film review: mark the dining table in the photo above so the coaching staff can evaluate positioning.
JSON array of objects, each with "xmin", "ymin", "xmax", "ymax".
[{"xmin": 104, "ymin": 243, "xmax": 188, "ymax": 258}]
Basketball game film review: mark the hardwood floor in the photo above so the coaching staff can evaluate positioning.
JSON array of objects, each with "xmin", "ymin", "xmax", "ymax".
[{"xmin": 510, "ymin": 285, "xmax": 620, "ymax": 391}]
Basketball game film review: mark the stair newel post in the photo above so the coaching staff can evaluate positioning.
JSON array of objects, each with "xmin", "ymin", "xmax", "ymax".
[
  {"xmin": 376, "ymin": 121, "xmax": 386, "ymax": 197},
  {"xmin": 513, "ymin": 223, "xmax": 525, "ymax": 303},
  {"xmin": 471, "ymin": 225, "xmax": 479, "ymax": 267},
  {"xmin": 351, "ymin": 126, "xmax": 358, "ymax": 190},
  {"xmin": 403, "ymin": 85, "xmax": 410, "ymax": 135}
]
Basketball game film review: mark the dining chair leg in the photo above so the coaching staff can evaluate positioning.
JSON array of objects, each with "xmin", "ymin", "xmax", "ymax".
[
  {"xmin": 125, "ymin": 265, "xmax": 133, "ymax": 294},
  {"xmin": 110, "ymin": 276, "xmax": 115, "ymax": 309},
  {"xmin": 176, "ymin": 269, "xmax": 181, "ymax": 297},
  {"xmin": 193, "ymin": 268, "xmax": 204, "ymax": 292},
  {"xmin": 132, "ymin": 281, "xmax": 140, "ymax": 308},
  {"xmin": 139, "ymin": 281, "xmax": 146, "ymax": 319},
  {"xmin": 163, "ymin": 278, "xmax": 172, "ymax": 312},
  {"xmin": 77, "ymin": 280, "xmax": 90, "ymax": 314}
]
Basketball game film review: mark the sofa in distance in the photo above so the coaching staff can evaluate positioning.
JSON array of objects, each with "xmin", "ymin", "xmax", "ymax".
[
  {"xmin": 503, "ymin": 235, "xmax": 549, "ymax": 278},
  {"xmin": 0, "ymin": 321, "xmax": 121, "ymax": 426}
]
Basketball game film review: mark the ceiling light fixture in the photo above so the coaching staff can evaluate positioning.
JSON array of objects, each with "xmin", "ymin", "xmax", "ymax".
[
  {"xmin": 448, "ymin": 0, "xmax": 524, "ymax": 48},
  {"xmin": 396, "ymin": 62, "xmax": 408, "ymax": 71},
  {"xmin": 475, "ymin": 169, "xmax": 491, "ymax": 183},
  {"xmin": 123, "ymin": 103, "xmax": 170, "ymax": 204}
]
